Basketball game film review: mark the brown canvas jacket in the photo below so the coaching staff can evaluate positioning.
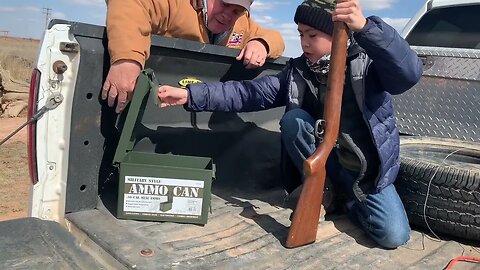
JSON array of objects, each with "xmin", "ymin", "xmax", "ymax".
[{"xmin": 106, "ymin": 0, "xmax": 285, "ymax": 67}]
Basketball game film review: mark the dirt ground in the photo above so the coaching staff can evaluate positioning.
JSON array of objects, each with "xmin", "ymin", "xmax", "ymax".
[
  {"xmin": 0, "ymin": 117, "xmax": 29, "ymax": 221},
  {"xmin": 0, "ymin": 36, "xmax": 37, "ymax": 221}
]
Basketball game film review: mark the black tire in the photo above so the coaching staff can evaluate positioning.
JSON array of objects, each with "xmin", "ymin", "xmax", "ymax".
[{"xmin": 396, "ymin": 137, "xmax": 480, "ymax": 241}]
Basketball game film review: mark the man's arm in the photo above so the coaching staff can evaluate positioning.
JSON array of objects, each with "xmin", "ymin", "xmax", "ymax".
[
  {"xmin": 242, "ymin": 16, "xmax": 286, "ymax": 59},
  {"xmin": 232, "ymin": 16, "xmax": 285, "ymax": 69},
  {"xmin": 106, "ymin": 0, "xmax": 172, "ymax": 67},
  {"xmin": 103, "ymin": 0, "xmax": 172, "ymax": 112}
]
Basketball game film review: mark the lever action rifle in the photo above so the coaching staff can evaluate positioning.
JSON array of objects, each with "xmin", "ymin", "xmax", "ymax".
[{"xmin": 286, "ymin": 7, "xmax": 349, "ymax": 248}]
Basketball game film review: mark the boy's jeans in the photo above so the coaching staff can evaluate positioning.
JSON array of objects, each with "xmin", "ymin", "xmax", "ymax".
[{"xmin": 280, "ymin": 108, "xmax": 410, "ymax": 249}]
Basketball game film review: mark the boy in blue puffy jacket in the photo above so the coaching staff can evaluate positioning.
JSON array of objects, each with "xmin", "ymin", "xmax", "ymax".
[{"xmin": 157, "ymin": 0, "xmax": 423, "ymax": 249}]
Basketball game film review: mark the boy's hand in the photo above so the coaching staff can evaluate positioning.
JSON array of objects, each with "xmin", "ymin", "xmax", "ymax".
[
  {"xmin": 157, "ymin": 85, "xmax": 188, "ymax": 107},
  {"xmin": 333, "ymin": 0, "xmax": 367, "ymax": 32}
]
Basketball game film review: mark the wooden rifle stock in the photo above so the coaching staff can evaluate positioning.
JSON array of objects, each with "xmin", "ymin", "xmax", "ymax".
[{"xmin": 286, "ymin": 20, "xmax": 349, "ymax": 248}]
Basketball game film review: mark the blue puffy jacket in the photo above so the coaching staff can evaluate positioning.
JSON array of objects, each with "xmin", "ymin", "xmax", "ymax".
[{"xmin": 186, "ymin": 16, "xmax": 423, "ymax": 196}]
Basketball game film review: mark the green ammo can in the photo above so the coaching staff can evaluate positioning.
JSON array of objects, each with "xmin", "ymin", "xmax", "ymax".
[{"xmin": 113, "ymin": 69, "xmax": 215, "ymax": 225}]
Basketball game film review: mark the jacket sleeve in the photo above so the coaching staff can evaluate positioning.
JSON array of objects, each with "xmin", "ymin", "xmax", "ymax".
[
  {"xmin": 353, "ymin": 16, "xmax": 423, "ymax": 95},
  {"xmin": 186, "ymin": 67, "xmax": 290, "ymax": 112},
  {"xmin": 106, "ymin": 0, "xmax": 173, "ymax": 68},
  {"xmin": 242, "ymin": 16, "xmax": 286, "ymax": 59}
]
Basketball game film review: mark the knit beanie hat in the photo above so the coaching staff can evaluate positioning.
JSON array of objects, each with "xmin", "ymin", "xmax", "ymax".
[{"xmin": 294, "ymin": 0, "xmax": 336, "ymax": 36}]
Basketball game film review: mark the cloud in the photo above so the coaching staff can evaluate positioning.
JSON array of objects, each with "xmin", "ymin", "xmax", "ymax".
[
  {"xmin": 279, "ymin": 16, "xmax": 413, "ymax": 57},
  {"xmin": 284, "ymin": 39, "xmax": 301, "ymax": 57},
  {"xmin": 52, "ymin": 12, "xmax": 67, "ymax": 20},
  {"xmin": 361, "ymin": 0, "xmax": 397, "ymax": 11},
  {"xmin": 276, "ymin": 23, "xmax": 301, "ymax": 57},
  {"xmin": 69, "ymin": 0, "xmax": 106, "ymax": 8},
  {"xmin": 0, "ymin": 6, "xmax": 40, "ymax": 13},
  {"xmin": 92, "ymin": 13, "xmax": 107, "ymax": 20},
  {"xmin": 251, "ymin": 1, "xmax": 290, "ymax": 12},
  {"xmin": 253, "ymin": 15, "xmax": 274, "ymax": 25},
  {"xmin": 382, "ymin": 17, "xmax": 411, "ymax": 33},
  {"xmin": 277, "ymin": 23, "xmax": 299, "ymax": 41}
]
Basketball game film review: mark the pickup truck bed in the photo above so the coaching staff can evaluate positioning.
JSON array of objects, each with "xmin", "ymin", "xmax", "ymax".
[
  {"xmin": 0, "ymin": 217, "xmax": 103, "ymax": 269},
  {"xmin": 27, "ymin": 20, "xmax": 479, "ymax": 269},
  {"xmin": 67, "ymin": 185, "xmax": 479, "ymax": 269}
]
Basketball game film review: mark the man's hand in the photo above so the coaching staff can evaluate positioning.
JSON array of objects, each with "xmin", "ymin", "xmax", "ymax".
[
  {"xmin": 102, "ymin": 60, "xmax": 141, "ymax": 113},
  {"xmin": 332, "ymin": 0, "xmax": 367, "ymax": 32},
  {"xmin": 157, "ymin": 85, "xmax": 188, "ymax": 108},
  {"xmin": 236, "ymin": 39, "xmax": 268, "ymax": 69}
]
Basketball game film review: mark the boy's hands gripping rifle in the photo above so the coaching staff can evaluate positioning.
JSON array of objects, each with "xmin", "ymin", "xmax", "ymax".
[{"xmin": 286, "ymin": 8, "xmax": 349, "ymax": 248}]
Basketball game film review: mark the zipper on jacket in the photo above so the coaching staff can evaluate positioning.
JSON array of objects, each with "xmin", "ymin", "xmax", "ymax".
[
  {"xmin": 339, "ymin": 133, "xmax": 368, "ymax": 201},
  {"xmin": 359, "ymin": 60, "xmax": 383, "ymax": 189}
]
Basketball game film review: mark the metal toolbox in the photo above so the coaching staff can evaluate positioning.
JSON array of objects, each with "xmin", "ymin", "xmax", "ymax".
[{"xmin": 113, "ymin": 70, "xmax": 215, "ymax": 225}]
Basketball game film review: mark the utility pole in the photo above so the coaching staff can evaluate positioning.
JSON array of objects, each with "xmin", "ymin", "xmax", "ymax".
[
  {"xmin": 43, "ymin": 8, "xmax": 52, "ymax": 29},
  {"xmin": 0, "ymin": 30, "xmax": 8, "ymax": 40}
]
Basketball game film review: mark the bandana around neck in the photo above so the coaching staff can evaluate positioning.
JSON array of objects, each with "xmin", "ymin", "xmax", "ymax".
[
  {"xmin": 306, "ymin": 38, "xmax": 351, "ymax": 84},
  {"xmin": 306, "ymin": 54, "xmax": 330, "ymax": 84}
]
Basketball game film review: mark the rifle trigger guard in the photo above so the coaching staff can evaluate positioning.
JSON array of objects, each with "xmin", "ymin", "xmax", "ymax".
[{"xmin": 314, "ymin": 119, "xmax": 326, "ymax": 141}]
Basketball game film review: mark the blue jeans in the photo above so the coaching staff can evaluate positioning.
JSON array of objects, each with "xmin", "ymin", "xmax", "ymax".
[{"xmin": 280, "ymin": 108, "xmax": 410, "ymax": 249}]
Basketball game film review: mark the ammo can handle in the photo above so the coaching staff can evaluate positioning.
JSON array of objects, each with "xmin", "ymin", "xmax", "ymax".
[{"xmin": 113, "ymin": 69, "xmax": 159, "ymax": 164}]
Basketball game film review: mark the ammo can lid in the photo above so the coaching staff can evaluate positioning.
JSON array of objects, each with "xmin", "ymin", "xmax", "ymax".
[{"xmin": 113, "ymin": 69, "xmax": 158, "ymax": 164}]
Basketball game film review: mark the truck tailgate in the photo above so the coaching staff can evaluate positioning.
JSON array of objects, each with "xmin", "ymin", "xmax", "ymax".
[
  {"xmin": 66, "ymin": 186, "xmax": 480, "ymax": 269},
  {"xmin": 37, "ymin": 20, "xmax": 479, "ymax": 269},
  {"xmin": 0, "ymin": 217, "xmax": 103, "ymax": 269}
]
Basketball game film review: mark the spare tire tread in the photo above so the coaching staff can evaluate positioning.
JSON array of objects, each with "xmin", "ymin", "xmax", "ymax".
[
  {"xmin": 403, "ymin": 190, "xmax": 480, "ymax": 215},
  {"xmin": 397, "ymin": 137, "xmax": 480, "ymax": 241},
  {"xmin": 404, "ymin": 202, "xmax": 480, "ymax": 240}
]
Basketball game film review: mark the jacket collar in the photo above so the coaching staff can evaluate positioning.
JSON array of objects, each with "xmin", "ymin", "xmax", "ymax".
[
  {"xmin": 290, "ymin": 55, "xmax": 322, "ymax": 100},
  {"xmin": 291, "ymin": 38, "xmax": 364, "ymax": 76},
  {"xmin": 347, "ymin": 36, "xmax": 364, "ymax": 60},
  {"xmin": 291, "ymin": 55, "xmax": 321, "ymax": 86}
]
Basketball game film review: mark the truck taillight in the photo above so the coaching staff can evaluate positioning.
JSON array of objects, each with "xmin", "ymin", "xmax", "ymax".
[{"xmin": 28, "ymin": 69, "xmax": 41, "ymax": 185}]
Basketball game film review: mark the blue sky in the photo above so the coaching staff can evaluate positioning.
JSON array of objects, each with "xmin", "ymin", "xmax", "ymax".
[{"xmin": 0, "ymin": 0, "xmax": 425, "ymax": 57}]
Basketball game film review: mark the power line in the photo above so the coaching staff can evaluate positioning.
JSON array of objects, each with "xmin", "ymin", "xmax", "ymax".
[{"xmin": 43, "ymin": 8, "xmax": 52, "ymax": 29}]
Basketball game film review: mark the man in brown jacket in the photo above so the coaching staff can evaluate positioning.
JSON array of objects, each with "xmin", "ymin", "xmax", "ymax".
[{"xmin": 102, "ymin": 0, "xmax": 286, "ymax": 113}]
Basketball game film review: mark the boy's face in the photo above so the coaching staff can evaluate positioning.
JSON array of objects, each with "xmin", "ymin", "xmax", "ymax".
[
  {"xmin": 298, "ymin": 23, "xmax": 332, "ymax": 62},
  {"xmin": 207, "ymin": 0, "xmax": 246, "ymax": 34}
]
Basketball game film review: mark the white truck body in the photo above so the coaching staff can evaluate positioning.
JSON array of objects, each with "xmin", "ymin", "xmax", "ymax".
[{"xmin": 1, "ymin": 1, "xmax": 478, "ymax": 269}]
